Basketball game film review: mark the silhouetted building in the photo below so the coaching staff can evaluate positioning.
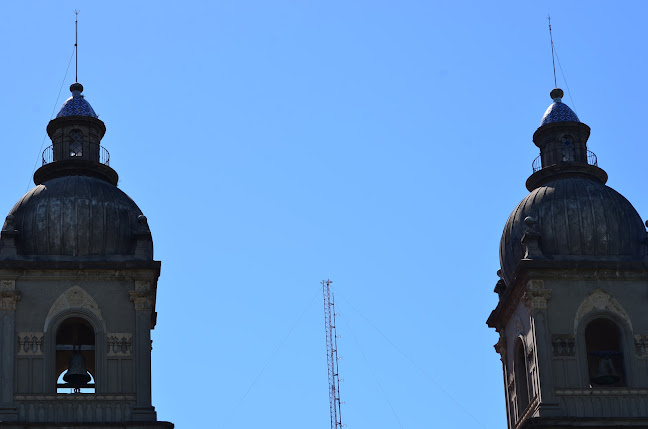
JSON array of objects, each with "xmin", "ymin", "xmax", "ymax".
[
  {"xmin": 488, "ymin": 88, "xmax": 648, "ymax": 428},
  {"xmin": 0, "ymin": 83, "xmax": 173, "ymax": 428}
]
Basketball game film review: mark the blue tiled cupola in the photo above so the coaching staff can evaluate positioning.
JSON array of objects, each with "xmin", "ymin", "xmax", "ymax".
[
  {"xmin": 539, "ymin": 88, "xmax": 579, "ymax": 126},
  {"xmin": 56, "ymin": 82, "xmax": 98, "ymax": 118}
]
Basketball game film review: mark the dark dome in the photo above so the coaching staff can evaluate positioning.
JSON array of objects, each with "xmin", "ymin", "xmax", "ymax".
[
  {"xmin": 500, "ymin": 176, "xmax": 645, "ymax": 285},
  {"xmin": 2, "ymin": 175, "xmax": 151, "ymax": 260}
]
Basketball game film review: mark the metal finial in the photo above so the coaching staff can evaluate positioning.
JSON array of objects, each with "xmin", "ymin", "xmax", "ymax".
[
  {"xmin": 74, "ymin": 10, "xmax": 79, "ymax": 83},
  {"xmin": 548, "ymin": 15, "xmax": 557, "ymax": 89}
]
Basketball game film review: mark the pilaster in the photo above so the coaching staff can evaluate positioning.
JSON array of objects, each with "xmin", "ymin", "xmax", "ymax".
[
  {"xmin": 523, "ymin": 279, "xmax": 560, "ymax": 415},
  {"xmin": 129, "ymin": 281, "xmax": 156, "ymax": 421},
  {"xmin": 0, "ymin": 280, "xmax": 20, "ymax": 421}
]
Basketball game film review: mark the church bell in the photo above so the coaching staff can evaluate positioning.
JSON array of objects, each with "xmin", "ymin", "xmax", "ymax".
[
  {"xmin": 591, "ymin": 353, "xmax": 620, "ymax": 385},
  {"xmin": 63, "ymin": 348, "xmax": 91, "ymax": 391}
]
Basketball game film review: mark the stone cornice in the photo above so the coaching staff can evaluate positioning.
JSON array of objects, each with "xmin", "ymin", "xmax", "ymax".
[
  {"xmin": 488, "ymin": 260, "xmax": 648, "ymax": 330},
  {"xmin": 0, "ymin": 260, "xmax": 160, "ymax": 273},
  {"xmin": 15, "ymin": 394, "xmax": 136, "ymax": 401}
]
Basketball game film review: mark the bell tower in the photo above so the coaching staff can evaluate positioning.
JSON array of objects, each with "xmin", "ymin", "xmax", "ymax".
[
  {"xmin": 488, "ymin": 89, "xmax": 648, "ymax": 429},
  {"xmin": 0, "ymin": 83, "xmax": 173, "ymax": 428}
]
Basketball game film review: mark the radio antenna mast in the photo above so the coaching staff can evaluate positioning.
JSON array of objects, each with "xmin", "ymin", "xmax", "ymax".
[{"xmin": 322, "ymin": 279, "xmax": 343, "ymax": 429}]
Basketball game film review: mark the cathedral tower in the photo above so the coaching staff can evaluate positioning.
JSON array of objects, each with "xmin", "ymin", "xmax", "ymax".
[
  {"xmin": 0, "ymin": 83, "xmax": 173, "ymax": 428},
  {"xmin": 488, "ymin": 88, "xmax": 648, "ymax": 428}
]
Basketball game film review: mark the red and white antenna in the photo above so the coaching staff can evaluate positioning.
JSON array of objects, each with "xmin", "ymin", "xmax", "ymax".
[{"xmin": 322, "ymin": 279, "xmax": 343, "ymax": 429}]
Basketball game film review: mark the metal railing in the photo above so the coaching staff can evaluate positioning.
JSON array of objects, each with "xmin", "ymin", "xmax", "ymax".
[
  {"xmin": 42, "ymin": 145, "xmax": 110, "ymax": 167},
  {"xmin": 532, "ymin": 149, "xmax": 597, "ymax": 173}
]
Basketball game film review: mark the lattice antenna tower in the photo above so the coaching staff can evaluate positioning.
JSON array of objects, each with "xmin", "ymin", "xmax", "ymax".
[{"xmin": 322, "ymin": 279, "xmax": 343, "ymax": 429}]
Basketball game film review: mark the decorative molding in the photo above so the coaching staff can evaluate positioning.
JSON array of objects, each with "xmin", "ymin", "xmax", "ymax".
[
  {"xmin": 134, "ymin": 280, "xmax": 150, "ymax": 292},
  {"xmin": 635, "ymin": 335, "xmax": 648, "ymax": 357},
  {"xmin": 574, "ymin": 288, "xmax": 631, "ymax": 332},
  {"xmin": 515, "ymin": 317, "xmax": 524, "ymax": 335},
  {"xmin": 15, "ymin": 394, "xmax": 136, "ymax": 401},
  {"xmin": 494, "ymin": 334, "xmax": 507, "ymax": 358},
  {"xmin": 107, "ymin": 333, "xmax": 133, "ymax": 356},
  {"xmin": 15, "ymin": 397, "xmax": 136, "ymax": 423},
  {"xmin": 0, "ymin": 279, "xmax": 20, "ymax": 310},
  {"xmin": 45, "ymin": 286, "xmax": 102, "ymax": 329},
  {"xmin": 523, "ymin": 280, "xmax": 552, "ymax": 311},
  {"xmin": 556, "ymin": 388, "xmax": 648, "ymax": 396},
  {"xmin": 1, "ymin": 279, "xmax": 15, "ymax": 291},
  {"xmin": 130, "ymin": 281, "xmax": 154, "ymax": 311},
  {"xmin": 552, "ymin": 334, "xmax": 575, "ymax": 357},
  {"xmin": 507, "ymin": 372, "xmax": 515, "ymax": 389},
  {"xmin": 17, "ymin": 332, "xmax": 44, "ymax": 355},
  {"xmin": 129, "ymin": 291, "xmax": 153, "ymax": 310},
  {"xmin": 0, "ymin": 215, "xmax": 18, "ymax": 258}
]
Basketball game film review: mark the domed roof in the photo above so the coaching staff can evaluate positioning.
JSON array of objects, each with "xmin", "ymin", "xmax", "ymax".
[
  {"xmin": 539, "ymin": 88, "xmax": 579, "ymax": 126},
  {"xmin": 499, "ymin": 176, "xmax": 646, "ymax": 285},
  {"xmin": 1, "ymin": 175, "xmax": 151, "ymax": 260},
  {"xmin": 56, "ymin": 83, "xmax": 98, "ymax": 119}
]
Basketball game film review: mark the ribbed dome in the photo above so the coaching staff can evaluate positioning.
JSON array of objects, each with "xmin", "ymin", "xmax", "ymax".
[
  {"xmin": 2, "ymin": 175, "xmax": 150, "ymax": 259},
  {"xmin": 56, "ymin": 83, "xmax": 98, "ymax": 118},
  {"xmin": 499, "ymin": 176, "xmax": 646, "ymax": 285}
]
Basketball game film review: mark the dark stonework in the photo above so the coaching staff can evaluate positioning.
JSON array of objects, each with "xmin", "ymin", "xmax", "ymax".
[
  {"xmin": 0, "ymin": 83, "xmax": 172, "ymax": 427},
  {"xmin": 488, "ymin": 89, "xmax": 648, "ymax": 429}
]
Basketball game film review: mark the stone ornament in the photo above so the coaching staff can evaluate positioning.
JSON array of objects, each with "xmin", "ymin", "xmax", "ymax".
[
  {"xmin": 494, "ymin": 334, "xmax": 507, "ymax": 359},
  {"xmin": 574, "ymin": 288, "xmax": 631, "ymax": 332},
  {"xmin": 107, "ymin": 333, "xmax": 133, "ymax": 356},
  {"xmin": 17, "ymin": 332, "xmax": 44, "ymax": 355},
  {"xmin": 552, "ymin": 335, "xmax": 575, "ymax": 357},
  {"xmin": 634, "ymin": 335, "xmax": 648, "ymax": 357},
  {"xmin": 130, "ymin": 281, "xmax": 154, "ymax": 311},
  {"xmin": 515, "ymin": 317, "xmax": 524, "ymax": 335},
  {"xmin": 0, "ymin": 279, "xmax": 20, "ymax": 311},
  {"xmin": 521, "ymin": 216, "xmax": 543, "ymax": 259},
  {"xmin": 523, "ymin": 280, "xmax": 552, "ymax": 311},
  {"xmin": 45, "ymin": 286, "xmax": 103, "ymax": 329}
]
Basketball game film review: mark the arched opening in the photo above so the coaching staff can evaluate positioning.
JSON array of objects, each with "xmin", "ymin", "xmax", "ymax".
[
  {"xmin": 585, "ymin": 318, "xmax": 626, "ymax": 387},
  {"xmin": 561, "ymin": 135, "xmax": 575, "ymax": 162},
  {"xmin": 55, "ymin": 317, "xmax": 95, "ymax": 394},
  {"xmin": 514, "ymin": 339, "xmax": 529, "ymax": 418},
  {"xmin": 69, "ymin": 129, "xmax": 83, "ymax": 157}
]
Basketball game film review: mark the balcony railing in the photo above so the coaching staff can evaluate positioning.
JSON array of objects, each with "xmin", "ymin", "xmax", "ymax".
[
  {"xmin": 42, "ymin": 145, "xmax": 110, "ymax": 166},
  {"xmin": 532, "ymin": 149, "xmax": 597, "ymax": 173}
]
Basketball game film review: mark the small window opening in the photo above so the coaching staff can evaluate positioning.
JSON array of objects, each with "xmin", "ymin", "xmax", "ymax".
[
  {"xmin": 69, "ymin": 130, "xmax": 83, "ymax": 157},
  {"xmin": 561, "ymin": 135, "xmax": 575, "ymax": 162},
  {"xmin": 585, "ymin": 318, "xmax": 626, "ymax": 387},
  {"xmin": 514, "ymin": 340, "xmax": 530, "ymax": 418},
  {"xmin": 55, "ymin": 317, "xmax": 95, "ymax": 394}
]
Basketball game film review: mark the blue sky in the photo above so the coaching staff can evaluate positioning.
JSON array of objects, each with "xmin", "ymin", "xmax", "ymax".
[{"xmin": 2, "ymin": 1, "xmax": 648, "ymax": 428}]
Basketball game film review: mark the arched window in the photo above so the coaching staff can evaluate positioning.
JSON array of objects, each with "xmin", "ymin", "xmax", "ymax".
[
  {"xmin": 55, "ymin": 317, "xmax": 95, "ymax": 394},
  {"xmin": 585, "ymin": 318, "xmax": 626, "ymax": 387},
  {"xmin": 69, "ymin": 129, "xmax": 83, "ymax": 157},
  {"xmin": 561, "ymin": 135, "xmax": 575, "ymax": 162},
  {"xmin": 514, "ymin": 339, "xmax": 529, "ymax": 417}
]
